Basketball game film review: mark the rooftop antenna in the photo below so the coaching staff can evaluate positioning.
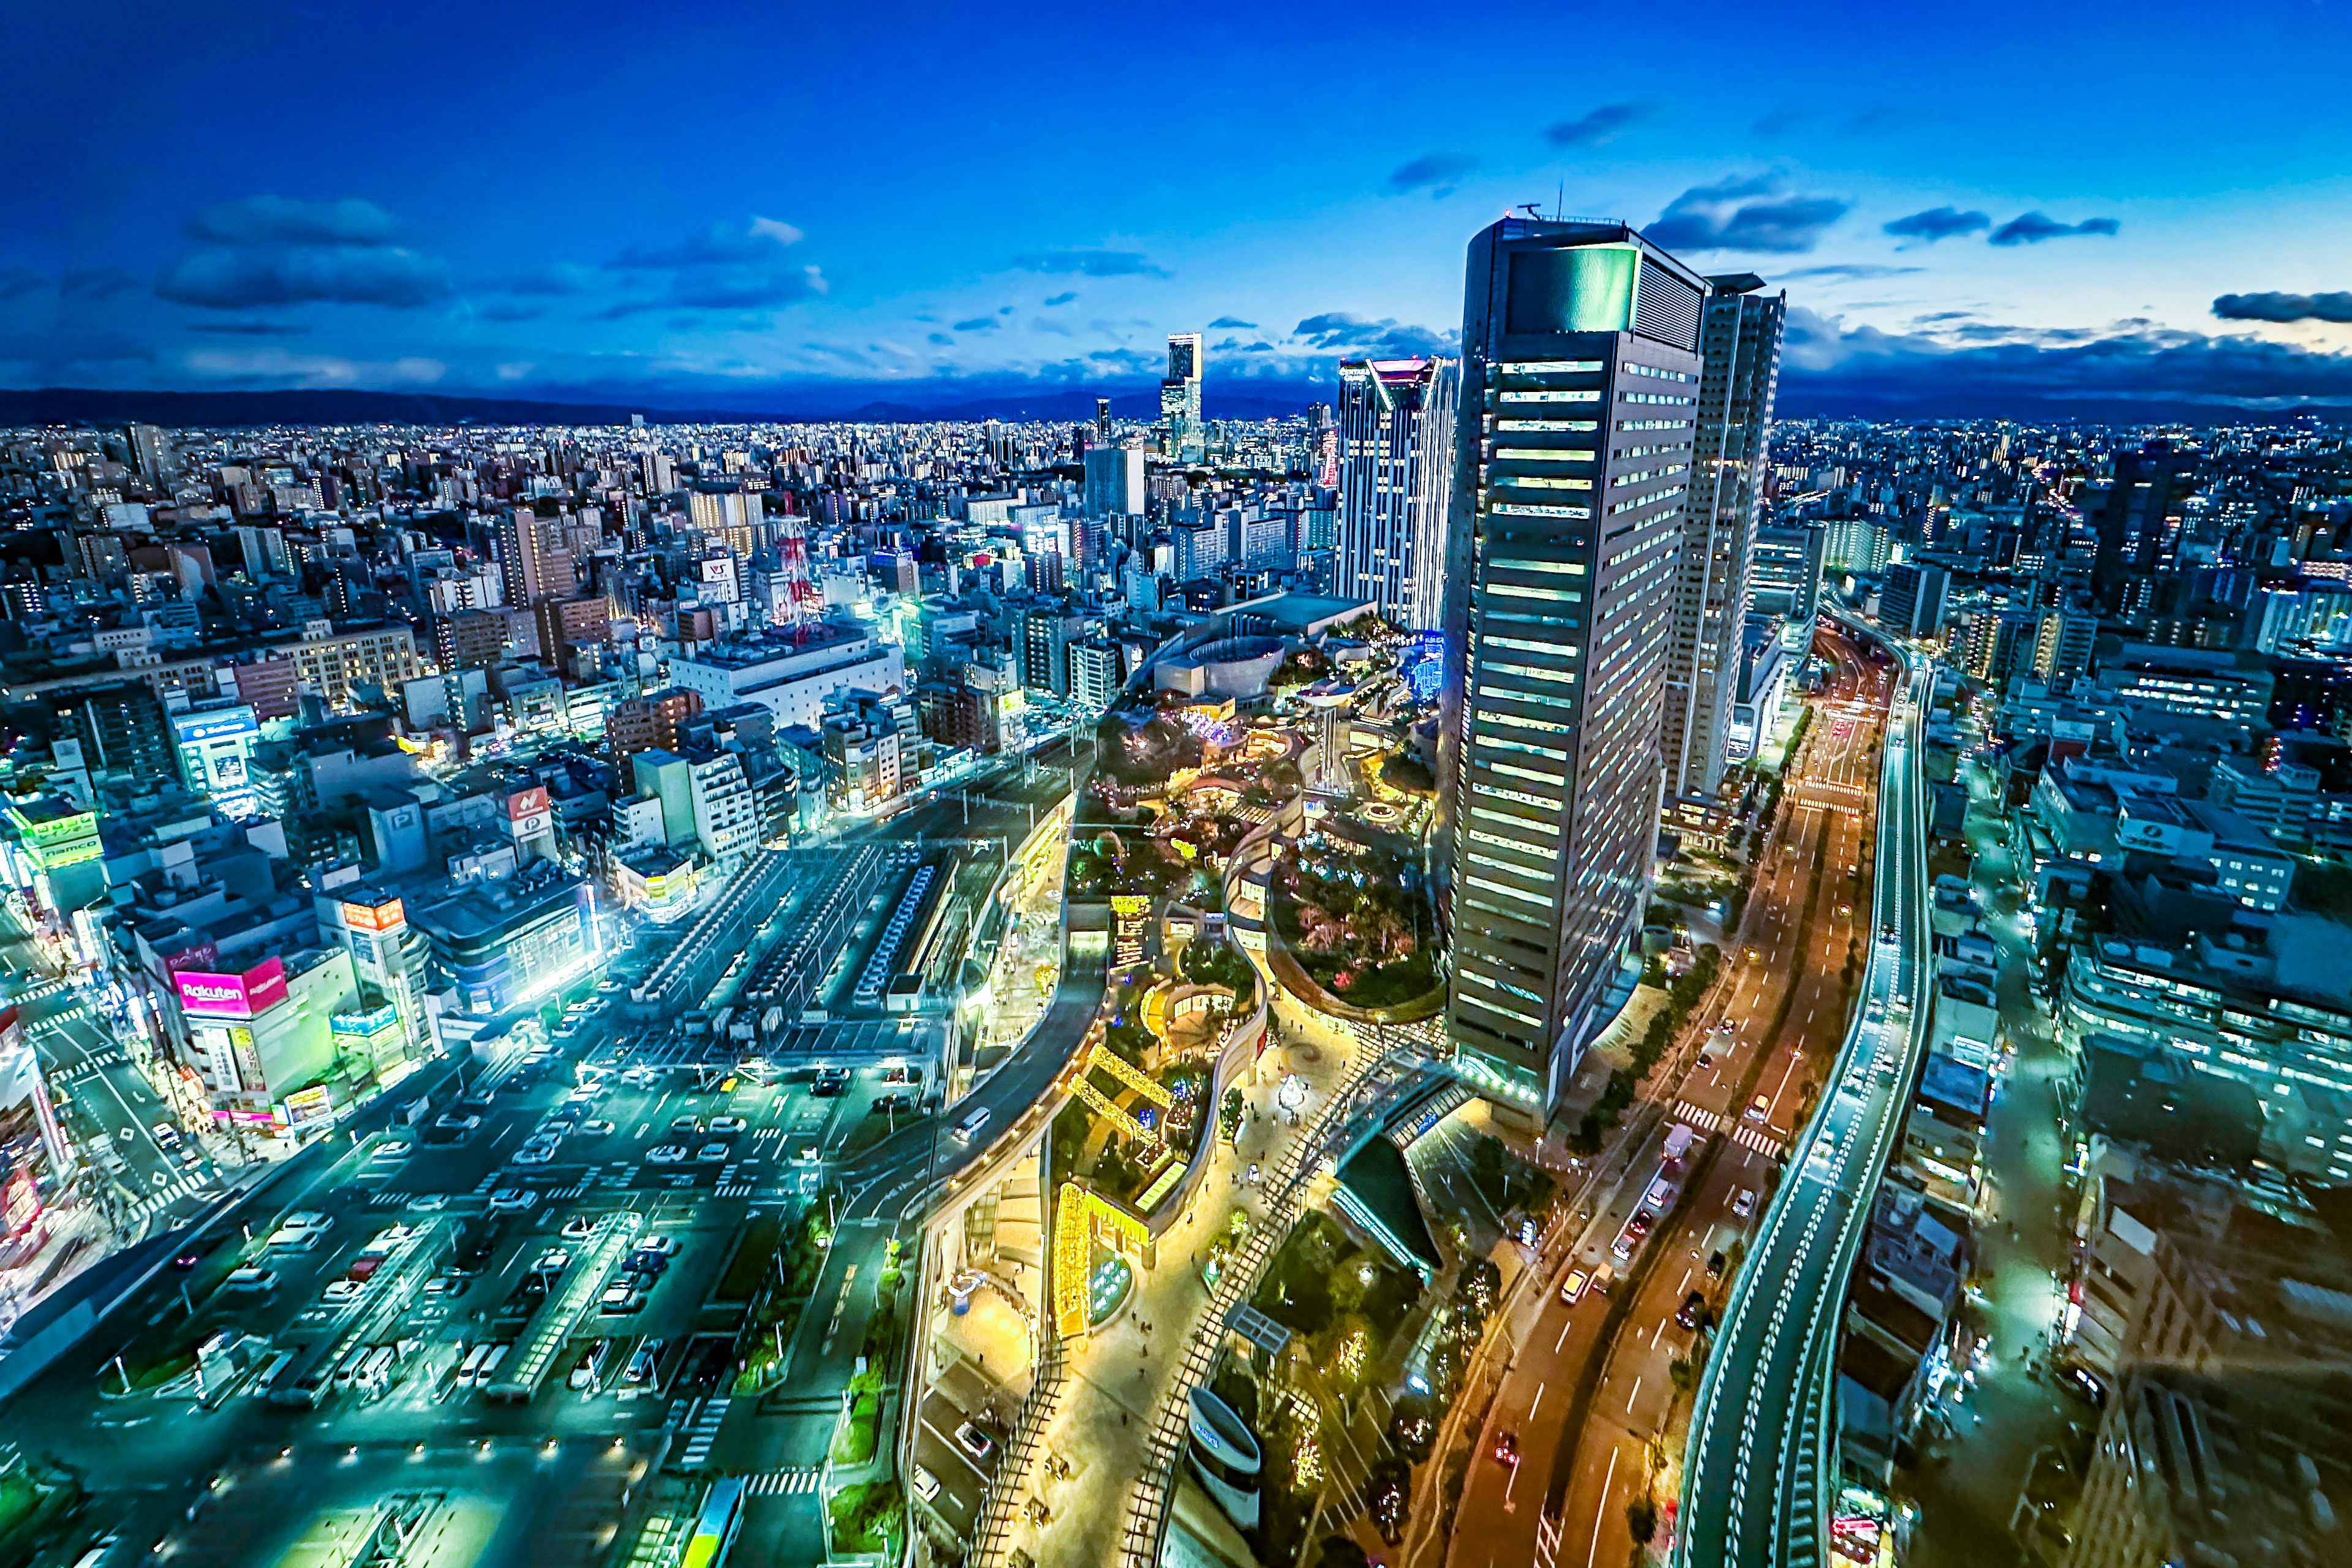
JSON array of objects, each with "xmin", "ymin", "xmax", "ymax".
[
  {"xmin": 1518, "ymin": 202, "xmax": 1544, "ymax": 221},
  {"xmin": 1556, "ymin": 180, "xmax": 1564, "ymax": 221}
]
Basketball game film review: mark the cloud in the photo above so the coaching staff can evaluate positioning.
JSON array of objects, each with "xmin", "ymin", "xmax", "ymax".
[
  {"xmin": 0, "ymin": 269, "xmax": 43, "ymax": 303},
  {"xmin": 599, "ymin": 216, "xmax": 826, "ymax": 313},
  {"xmin": 477, "ymin": 302, "xmax": 547, "ymax": 323},
  {"xmin": 1780, "ymin": 303, "xmax": 2352, "ymax": 410},
  {"xmin": 927, "ymin": 332, "xmax": 952, "ymax": 345},
  {"xmin": 1783, "ymin": 263, "xmax": 1924, "ymax": 281},
  {"xmin": 1882, "ymin": 206, "xmax": 1989, "ymax": 244},
  {"xmin": 1752, "ymin": 108, "xmax": 1811, "ymax": 136},
  {"xmin": 1544, "ymin": 102, "xmax": 1654, "ymax": 148},
  {"xmin": 1989, "ymin": 211, "xmax": 2120, "ymax": 246},
  {"xmin": 155, "ymin": 193, "xmax": 451, "ymax": 310},
  {"xmin": 499, "ymin": 262, "xmax": 601, "ymax": 296},
  {"xmin": 952, "ymin": 317, "xmax": 999, "ymax": 332},
  {"xmin": 180, "ymin": 346, "xmax": 445, "ymax": 386},
  {"xmin": 0, "ymin": 325, "xmax": 153, "ymax": 369},
  {"xmin": 156, "ymin": 244, "xmax": 453, "ymax": 309},
  {"xmin": 1042, "ymin": 290, "xmax": 1077, "ymax": 306},
  {"xmin": 186, "ymin": 318, "xmax": 311, "ymax": 335},
  {"xmin": 1292, "ymin": 311, "xmax": 1458, "ymax": 356},
  {"xmin": 1387, "ymin": 151, "xmax": 1477, "ymax": 195},
  {"xmin": 59, "ymin": 267, "xmax": 138, "ymax": 300},
  {"xmin": 1647, "ymin": 175, "xmax": 1847, "ymax": 254},
  {"xmin": 1911, "ymin": 311, "xmax": 1978, "ymax": 324},
  {"xmin": 184, "ymin": 194, "xmax": 399, "ymax": 247},
  {"xmin": 1031, "ymin": 317, "xmax": 1073, "ymax": 336},
  {"xmin": 1011, "ymin": 250, "xmax": 1169, "ymax": 278},
  {"xmin": 2212, "ymin": 291, "xmax": 2352, "ymax": 325},
  {"xmin": 1208, "ymin": 315, "xmax": 1257, "ymax": 329}
]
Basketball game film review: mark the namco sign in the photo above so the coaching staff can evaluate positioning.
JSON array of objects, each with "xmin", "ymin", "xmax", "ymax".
[{"xmin": 174, "ymin": 957, "xmax": 289, "ymax": 1020}]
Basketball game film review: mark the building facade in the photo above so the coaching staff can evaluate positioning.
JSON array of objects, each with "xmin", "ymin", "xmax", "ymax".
[{"xmin": 1334, "ymin": 356, "xmax": 1460, "ymax": 632}]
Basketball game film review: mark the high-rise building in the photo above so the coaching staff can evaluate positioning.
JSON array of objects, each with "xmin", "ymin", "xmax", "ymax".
[
  {"xmin": 1335, "ymin": 357, "xmax": 1460, "ymax": 631},
  {"xmin": 1880, "ymin": 562, "xmax": 1950, "ymax": 640},
  {"xmin": 1439, "ymin": 217, "xmax": 1709, "ymax": 1116},
  {"xmin": 1084, "ymin": 443, "xmax": 1147, "ymax": 518},
  {"xmin": 2089, "ymin": 444, "xmax": 2199, "ymax": 614},
  {"xmin": 1660, "ymin": 276, "xmax": 1785, "ymax": 801},
  {"xmin": 1750, "ymin": 521, "xmax": 1826, "ymax": 620},
  {"xmin": 1161, "ymin": 333, "xmax": 1205, "ymax": 456}
]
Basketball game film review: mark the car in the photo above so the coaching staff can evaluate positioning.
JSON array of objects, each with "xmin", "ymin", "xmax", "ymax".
[
  {"xmin": 911, "ymin": 1464, "xmax": 941, "ymax": 1503},
  {"xmin": 149, "ymin": 1120, "xmax": 181, "ymax": 1147},
  {"xmin": 568, "ymin": 1340, "xmax": 611, "ymax": 1390},
  {"xmin": 176, "ymin": 1144, "xmax": 206, "ymax": 1169},
  {"xmin": 222, "ymin": 1265, "xmax": 277, "ymax": 1292},
  {"xmin": 668, "ymin": 1115, "xmax": 702, "ymax": 1136},
  {"xmin": 322, "ymin": 1279, "xmax": 366, "ymax": 1304},
  {"xmin": 954, "ymin": 1420, "xmax": 997, "ymax": 1463},
  {"xmin": 1746, "ymin": 1095, "xmax": 1771, "ymax": 1123},
  {"xmin": 561, "ymin": 1215, "xmax": 598, "ymax": 1240},
  {"xmin": 1732, "ymin": 1188, "xmax": 1758, "ymax": 1219},
  {"xmin": 791, "ymin": 1144, "xmax": 823, "ymax": 1165},
  {"xmin": 406, "ymin": 1193, "xmax": 450, "ymax": 1212},
  {"xmin": 1559, "ymin": 1268, "xmax": 1589, "ymax": 1305},
  {"xmin": 579, "ymin": 1119, "xmax": 614, "ymax": 1136},
  {"xmin": 636, "ymin": 1233, "xmax": 677, "ymax": 1257},
  {"xmin": 1627, "ymin": 1209, "xmax": 1655, "ymax": 1240},
  {"xmin": 624, "ymin": 1249, "xmax": 669, "ymax": 1279},
  {"xmin": 1695, "ymin": 1052, "xmax": 1712, "ymax": 1070},
  {"xmin": 646, "ymin": 1145, "xmax": 687, "ymax": 1164},
  {"xmin": 1676, "ymin": 1290, "xmax": 1708, "ymax": 1331},
  {"xmin": 1493, "ymin": 1431, "xmax": 1519, "ymax": 1467},
  {"xmin": 371, "ymin": 1139, "xmax": 413, "ymax": 1161},
  {"xmin": 694, "ymin": 1143, "xmax": 728, "ymax": 1163},
  {"xmin": 598, "ymin": 1284, "xmax": 644, "ymax": 1314},
  {"xmin": 869, "ymin": 1092, "xmax": 913, "ymax": 1116},
  {"xmin": 512, "ymin": 1145, "xmax": 554, "ymax": 1166},
  {"xmin": 434, "ymin": 1112, "xmax": 481, "ymax": 1133},
  {"xmin": 345, "ymin": 1254, "xmax": 388, "ymax": 1284},
  {"xmin": 623, "ymin": 1339, "xmax": 665, "ymax": 1384},
  {"xmin": 489, "ymin": 1188, "xmax": 537, "ymax": 1213},
  {"xmin": 532, "ymin": 1248, "xmax": 573, "ymax": 1275},
  {"xmin": 708, "ymin": 1116, "xmax": 748, "ymax": 1134},
  {"xmin": 1707, "ymin": 1250, "xmax": 1727, "ymax": 1278}
]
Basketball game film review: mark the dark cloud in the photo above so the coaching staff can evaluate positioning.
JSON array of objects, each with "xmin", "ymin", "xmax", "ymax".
[
  {"xmin": 1215, "ymin": 337, "xmax": 1276, "ymax": 353},
  {"xmin": 1387, "ymin": 151, "xmax": 1477, "ymax": 195},
  {"xmin": 1752, "ymin": 108, "xmax": 1811, "ymax": 136},
  {"xmin": 1042, "ymin": 290, "xmax": 1077, "ymax": 306},
  {"xmin": 927, "ymin": 331, "xmax": 952, "ymax": 345},
  {"xmin": 598, "ymin": 217, "xmax": 825, "ymax": 313},
  {"xmin": 1911, "ymin": 311, "xmax": 1979, "ymax": 323},
  {"xmin": 1544, "ymin": 102, "xmax": 1654, "ymax": 148},
  {"xmin": 1783, "ymin": 263, "xmax": 1924, "ymax": 281},
  {"xmin": 2212, "ymin": 291, "xmax": 2352, "ymax": 325},
  {"xmin": 187, "ymin": 318, "xmax": 311, "ymax": 335},
  {"xmin": 1989, "ymin": 211, "xmax": 2120, "ymax": 246},
  {"xmin": 156, "ymin": 193, "xmax": 450, "ymax": 310},
  {"xmin": 952, "ymin": 317, "xmax": 998, "ymax": 332},
  {"xmin": 184, "ymin": 195, "xmax": 399, "ymax": 247},
  {"xmin": 0, "ymin": 325, "xmax": 153, "ymax": 368},
  {"xmin": 1011, "ymin": 251, "xmax": 1169, "ymax": 278},
  {"xmin": 0, "ymin": 269, "xmax": 43, "ymax": 303},
  {"xmin": 156, "ymin": 244, "xmax": 453, "ymax": 309},
  {"xmin": 1782, "ymin": 304, "xmax": 2352, "ymax": 410},
  {"xmin": 1292, "ymin": 311, "xmax": 1457, "ymax": 356},
  {"xmin": 1882, "ymin": 206, "xmax": 1989, "ymax": 243},
  {"xmin": 1208, "ymin": 315, "xmax": 1257, "ymax": 329},
  {"xmin": 499, "ymin": 263, "xmax": 600, "ymax": 296},
  {"xmin": 60, "ymin": 268, "xmax": 138, "ymax": 300},
  {"xmin": 477, "ymin": 302, "xmax": 546, "ymax": 323},
  {"xmin": 1647, "ymin": 176, "xmax": 1847, "ymax": 254}
]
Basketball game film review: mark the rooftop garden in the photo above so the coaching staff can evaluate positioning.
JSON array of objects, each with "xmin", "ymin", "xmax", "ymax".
[{"xmin": 1268, "ymin": 829, "xmax": 1441, "ymax": 1011}]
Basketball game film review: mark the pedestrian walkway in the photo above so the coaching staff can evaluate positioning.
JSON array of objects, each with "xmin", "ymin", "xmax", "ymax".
[
  {"xmin": 1673, "ymin": 1100, "xmax": 1725, "ymax": 1133},
  {"xmin": 1728, "ymin": 1122, "xmax": 1785, "ymax": 1160},
  {"xmin": 677, "ymin": 1395, "xmax": 731, "ymax": 1468},
  {"xmin": 742, "ymin": 1468, "xmax": 823, "ymax": 1496}
]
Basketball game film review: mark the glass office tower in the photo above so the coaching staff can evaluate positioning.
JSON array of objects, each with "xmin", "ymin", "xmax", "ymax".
[
  {"xmin": 1439, "ymin": 217, "xmax": 1708, "ymax": 1117},
  {"xmin": 1335, "ymin": 356, "xmax": 1460, "ymax": 631}
]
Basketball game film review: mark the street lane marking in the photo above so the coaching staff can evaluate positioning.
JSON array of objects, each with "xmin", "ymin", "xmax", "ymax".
[
  {"xmin": 1626, "ymin": 1373, "xmax": 1642, "ymax": 1414},
  {"xmin": 1584, "ymin": 1446, "xmax": 1619, "ymax": 1568}
]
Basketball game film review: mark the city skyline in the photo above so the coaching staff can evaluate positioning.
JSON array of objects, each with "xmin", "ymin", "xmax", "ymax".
[{"xmin": 5, "ymin": 0, "xmax": 2352, "ymax": 417}]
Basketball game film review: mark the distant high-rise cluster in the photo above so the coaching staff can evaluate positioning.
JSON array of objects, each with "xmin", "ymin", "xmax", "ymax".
[{"xmin": 1161, "ymin": 333, "xmax": 1204, "ymax": 460}]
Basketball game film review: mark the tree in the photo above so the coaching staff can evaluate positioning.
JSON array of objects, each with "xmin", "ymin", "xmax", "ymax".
[
  {"xmin": 1367, "ymin": 1458, "xmax": 1413, "ymax": 1545},
  {"xmin": 1626, "ymin": 1496, "xmax": 1658, "ymax": 1544},
  {"xmin": 1315, "ymin": 1536, "xmax": 1371, "ymax": 1568}
]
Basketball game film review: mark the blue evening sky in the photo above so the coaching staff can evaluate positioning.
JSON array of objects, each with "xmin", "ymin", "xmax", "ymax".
[{"xmin": 4, "ymin": 0, "xmax": 2350, "ymax": 414}]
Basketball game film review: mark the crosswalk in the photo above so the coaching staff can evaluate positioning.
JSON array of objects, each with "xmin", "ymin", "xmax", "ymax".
[
  {"xmin": 123, "ymin": 1171, "xmax": 220, "ymax": 1216},
  {"xmin": 1673, "ymin": 1101, "xmax": 1725, "ymax": 1133},
  {"xmin": 1730, "ymin": 1122, "xmax": 1785, "ymax": 1160},
  {"xmin": 677, "ymin": 1396, "xmax": 731, "ymax": 1468},
  {"xmin": 742, "ymin": 1468, "xmax": 823, "ymax": 1496}
]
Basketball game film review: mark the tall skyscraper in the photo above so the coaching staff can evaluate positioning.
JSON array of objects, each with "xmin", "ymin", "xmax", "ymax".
[
  {"xmin": 1335, "ymin": 357, "xmax": 1460, "ymax": 631},
  {"xmin": 1161, "ymin": 333, "xmax": 1204, "ymax": 457},
  {"xmin": 1439, "ymin": 217, "xmax": 1709, "ymax": 1117},
  {"xmin": 1084, "ymin": 442, "xmax": 1147, "ymax": 518},
  {"xmin": 1660, "ymin": 275, "xmax": 1785, "ymax": 802}
]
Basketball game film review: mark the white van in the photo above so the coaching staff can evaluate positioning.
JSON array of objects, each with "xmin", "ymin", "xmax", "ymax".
[
  {"xmin": 356, "ymin": 1344, "xmax": 397, "ymax": 1395},
  {"xmin": 456, "ymin": 1343, "xmax": 495, "ymax": 1387},
  {"xmin": 474, "ymin": 1343, "xmax": 510, "ymax": 1387},
  {"xmin": 332, "ymin": 1346, "xmax": 369, "ymax": 1390},
  {"xmin": 953, "ymin": 1106, "xmax": 992, "ymax": 1142}
]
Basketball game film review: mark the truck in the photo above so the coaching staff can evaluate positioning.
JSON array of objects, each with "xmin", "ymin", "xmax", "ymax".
[{"xmin": 1660, "ymin": 1123, "xmax": 1696, "ymax": 1176}]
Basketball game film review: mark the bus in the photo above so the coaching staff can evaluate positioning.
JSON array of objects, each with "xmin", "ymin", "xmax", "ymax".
[{"xmin": 681, "ymin": 1477, "xmax": 746, "ymax": 1568}]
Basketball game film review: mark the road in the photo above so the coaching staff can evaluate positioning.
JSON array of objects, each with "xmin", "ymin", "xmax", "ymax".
[
  {"xmin": 1434, "ymin": 628, "xmax": 1890, "ymax": 1568},
  {"xmin": 1676, "ymin": 632, "xmax": 1931, "ymax": 1567}
]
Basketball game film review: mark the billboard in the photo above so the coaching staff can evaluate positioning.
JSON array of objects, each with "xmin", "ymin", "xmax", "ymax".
[
  {"xmin": 337, "ymin": 897, "xmax": 405, "ymax": 934},
  {"xmin": 508, "ymin": 786, "xmax": 552, "ymax": 842},
  {"xmin": 171, "ymin": 705, "xmax": 260, "ymax": 813},
  {"xmin": 175, "ymin": 957, "xmax": 288, "ymax": 1019}
]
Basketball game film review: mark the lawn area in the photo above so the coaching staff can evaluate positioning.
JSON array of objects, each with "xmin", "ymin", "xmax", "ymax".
[
  {"xmin": 829, "ymin": 1479, "xmax": 902, "ymax": 1555},
  {"xmin": 831, "ymin": 1373, "xmax": 884, "ymax": 1464}
]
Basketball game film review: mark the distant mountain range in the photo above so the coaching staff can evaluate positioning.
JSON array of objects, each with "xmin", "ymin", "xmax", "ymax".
[{"xmin": 1, "ymin": 382, "xmax": 2344, "ymax": 431}]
